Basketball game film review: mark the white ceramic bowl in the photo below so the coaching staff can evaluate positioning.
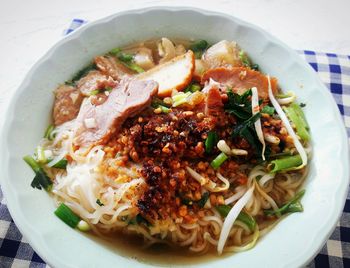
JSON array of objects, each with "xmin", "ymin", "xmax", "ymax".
[{"xmin": 1, "ymin": 6, "xmax": 349, "ymax": 268}]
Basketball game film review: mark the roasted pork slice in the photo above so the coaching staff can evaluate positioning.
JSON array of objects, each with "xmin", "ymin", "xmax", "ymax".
[
  {"xmin": 136, "ymin": 50, "xmax": 195, "ymax": 97},
  {"xmin": 94, "ymin": 55, "xmax": 135, "ymax": 80},
  {"xmin": 77, "ymin": 70, "xmax": 116, "ymax": 96},
  {"xmin": 205, "ymin": 87, "xmax": 224, "ymax": 116},
  {"xmin": 201, "ymin": 67, "xmax": 278, "ymax": 100},
  {"xmin": 53, "ymin": 84, "xmax": 83, "ymax": 126},
  {"xmin": 74, "ymin": 79, "xmax": 158, "ymax": 147}
]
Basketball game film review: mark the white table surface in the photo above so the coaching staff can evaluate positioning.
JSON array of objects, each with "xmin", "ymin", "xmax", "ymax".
[{"xmin": 0, "ymin": 0, "xmax": 349, "ymax": 129}]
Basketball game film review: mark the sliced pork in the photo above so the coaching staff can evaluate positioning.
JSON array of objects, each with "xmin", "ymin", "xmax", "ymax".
[
  {"xmin": 74, "ymin": 79, "xmax": 158, "ymax": 147},
  {"xmin": 76, "ymin": 70, "xmax": 116, "ymax": 96},
  {"xmin": 53, "ymin": 85, "xmax": 83, "ymax": 126},
  {"xmin": 201, "ymin": 67, "xmax": 278, "ymax": 100},
  {"xmin": 94, "ymin": 55, "xmax": 135, "ymax": 80}
]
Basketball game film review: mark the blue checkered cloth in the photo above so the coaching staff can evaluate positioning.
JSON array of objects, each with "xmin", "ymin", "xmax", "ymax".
[{"xmin": 0, "ymin": 19, "xmax": 349, "ymax": 268}]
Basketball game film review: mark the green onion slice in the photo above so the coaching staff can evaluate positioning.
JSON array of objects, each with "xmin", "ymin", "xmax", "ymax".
[{"xmin": 54, "ymin": 203, "xmax": 81, "ymax": 228}]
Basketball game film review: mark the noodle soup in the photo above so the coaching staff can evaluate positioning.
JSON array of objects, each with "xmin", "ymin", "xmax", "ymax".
[{"xmin": 23, "ymin": 37, "xmax": 311, "ymax": 257}]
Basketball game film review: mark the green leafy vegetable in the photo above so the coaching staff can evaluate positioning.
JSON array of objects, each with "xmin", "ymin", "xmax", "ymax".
[
  {"xmin": 264, "ymin": 190, "xmax": 305, "ymax": 216},
  {"xmin": 216, "ymin": 205, "xmax": 256, "ymax": 231},
  {"xmin": 197, "ymin": 192, "xmax": 210, "ymax": 208},
  {"xmin": 261, "ymin": 105, "xmax": 275, "ymax": 115},
  {"xmin": 23, "ymin": 155, "xmax": 52, "ymax": 191},
  {"xmin": 269, "ymin": 155, "xmax": 302, "ymax": 173},
  {"xmin": 225, "ymin": 89, "xmax": 253, "ymax": 120},
  {"xmin": 225, "ymin": 88, "xmax": 269, "ymax": 158},
  {"xmin": 52, "ymin": 158, "xmax": 68, "ymax": 169},
  {"xmin": 54, "ymin": 203, "xmax": 81, "ymax": 228},
  {"xmin": 211, "ymin": 152, "xmax": 228, "ymax": 169},
  {"xmin": 232, "ymin": 113, "xmax": 262, "ymax": 151},
  {"xmin": 189, "ymin": 40, "xmax": 209, "ymax": 59},
  {"xmin": 205, "ymin": 131, "xmax": 218, "ymax": 154}
]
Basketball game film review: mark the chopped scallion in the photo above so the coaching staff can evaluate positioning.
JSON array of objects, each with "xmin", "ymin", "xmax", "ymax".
[
  {"xmin": 54, "ymin": 203, "xmax": 81, "ymax": 228},
  {"xmin": 269, "ymin": 155, "xmax": 302, "ymax": 173},
  {"xmin": 23, "ymin": 155, "xmax": 52, "ymax": 191},
  {"xmin": 205, "ymin": 131, "xmax": 218, "ymax": 154},
  {"xmin": 211, "ymin": 152, "xmax": 228, "ymax": 169}
]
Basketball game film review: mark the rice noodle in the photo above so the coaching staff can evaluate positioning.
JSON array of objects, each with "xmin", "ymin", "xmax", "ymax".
[{"xmin": 267, "ymin": 76, "xmax": 307, "ymax": 170}]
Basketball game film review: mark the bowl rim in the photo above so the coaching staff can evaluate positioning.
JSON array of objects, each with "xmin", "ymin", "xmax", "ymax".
[{"xmin": 0, "ymin": 5, "xmax": 349, "ymax": 268}]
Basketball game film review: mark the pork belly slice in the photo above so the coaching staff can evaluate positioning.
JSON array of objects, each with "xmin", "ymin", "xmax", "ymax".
[
  {"xmin": 53, "ymin": 84, "xmax": 83, "ymax": 126},
  {"xmin": 136, "ymin": 50, "xmax": 194, "ymax": 97},
  {"xmin": 201, "ymin": 67, "xmax": 278, "ymax": 100},
  {"xmin": 73, "ymin": 79, "xmax": 158, "ymax": 147}
]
